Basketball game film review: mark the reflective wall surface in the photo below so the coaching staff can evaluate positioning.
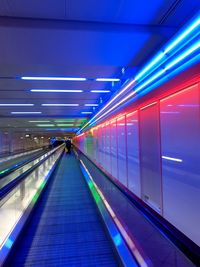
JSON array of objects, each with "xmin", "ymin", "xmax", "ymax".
[{"xmin": 74, "ymin": 77, "xmax": 200, "ymax": 247}]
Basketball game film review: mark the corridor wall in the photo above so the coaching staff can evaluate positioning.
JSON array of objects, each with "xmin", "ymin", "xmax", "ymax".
[{"xmin": 74, "ymin": 77, "xmax": 200, "ymax": 247}]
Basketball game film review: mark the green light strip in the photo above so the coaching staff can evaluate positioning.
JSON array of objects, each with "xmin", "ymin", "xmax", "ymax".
[{"xmin": 0, "ymin": 168, "xmax": 10, "ymax": 175}]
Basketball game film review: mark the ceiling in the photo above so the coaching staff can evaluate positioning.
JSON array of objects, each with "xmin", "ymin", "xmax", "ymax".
[{"xmin": 0, "ymin": 0, "xmax": 199, "ymax": 134}]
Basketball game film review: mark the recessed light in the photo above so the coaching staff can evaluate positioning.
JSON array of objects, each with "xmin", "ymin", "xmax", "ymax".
[
  {"xmin": 54, "ymin": 120, "xmax": 74, "ymax": 122},
  {"xmin": 95, "ymin": 78, "xmax": 120, "ymax": 82},
  {"xmin": 90, "ymin": 90, "xmax": 110, "ymax": 93},
  {"xmin": 22, "ymin": 77, "xmax": 87, "ymax": 81},
  {"xmin": 11, "ymin": 112, "xmax": 42, "ymax": 114},
  {"xmin": 84, "ymin": 104, "xmax": 99, "ymax": 106},
  {"xmin": 56, "ymin": 124, "xmax": 74, "ymax": 127},
  {"xmin": 36, "ymin": 124, "xmax": 55, "ymax": 127},
  {"xmin": 0, "ymin": 104, "xmax": 34, "ymax": 106},
  {"xmin": 30, "ymin": 89, "xmax": 83, "ymax": 93},
  {"xmin": 29, "ymin": 120, "xmax": 51, "ymax": 122},
  {"xmin": 41, "ymin": 104, "xmax": 79, "ymax": 107}
]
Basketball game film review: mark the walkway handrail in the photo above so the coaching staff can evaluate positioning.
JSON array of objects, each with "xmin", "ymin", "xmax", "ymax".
[{"xmin": 0, "ymin": 144, "xmax": 65, "ymax": 201}]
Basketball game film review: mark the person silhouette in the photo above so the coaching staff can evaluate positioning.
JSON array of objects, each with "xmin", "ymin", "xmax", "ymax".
[{"xmin": 65, "ymin": 138, "xmax": 72, "ymax": 154}]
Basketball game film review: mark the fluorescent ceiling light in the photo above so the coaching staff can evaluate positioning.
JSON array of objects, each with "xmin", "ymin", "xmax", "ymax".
[
  {"xmin": 54, "ymin": 120, "xmax": 74, "ymax": 122},
  {"xmin": 11, "ymin": 112, "xmax": 42, "ymax": 114},
  {"xmin": 90, "ymin": 90, "xmax": 110, "ymax": 93},
  {"xmin": 29, "ymin": 120, "xmax": 51, "ymax": 122},
  {"xmin": 37, "ymin": 124, "xmax": 55, "ymax": 127},
  {"xmin": 79, "ymin": 79, "xmax": 135, "ymax": 132},
  {"xmin": 0, "ymin": 104, "xmax": 34, "ymax": 106},
  {"xmin": 56, "ymin": 124, "xmax": 74, "ymax": 127},
  {"xmin": 30, "ymin": 89, "xmax": 83, "ymax": 93},
  {"xmin": 81, "ymin": 112, "xmax": 92, "ymax": 114},
  {"xmin": 84, "ymin": 104, "xmax": 99, "ymax": 106},
  {"xmin": 41, "ymin": 104, "xmax": 79, "ymax": 106},
  {"xmin": 21, "ymin": 77, "xmax": 87, "ymax": 81},
  {"xmin": 78, "ymin": 14, "xmax": 200, "ymax": 134},
  {"xmin": 95, "ymin": 78, "xmax": 120, "ymax": 82}
]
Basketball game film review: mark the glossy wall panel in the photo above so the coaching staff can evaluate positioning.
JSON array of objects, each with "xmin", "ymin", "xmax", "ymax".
[
  {"xmin": 93, "ymin": 128, "xmax": 97, "ymax": 162},
  {"xmin": 74, "ymin": 77, "xmax": 200, "ymax": 247},
  {"xmin": 110, "ymin": 120, "xmax": 118, "ymax": 179},
  {"xmin": 160, "ymin": 84, "xmax": 200, "ymax": 246},
  {"xmin": 139, "ymin": 103, "xmax": 162, "ymax": 213},
  {"xmin": 126, "ymin": 111, "xmax": 141, "ymax": 197},
  {"xmin": 98, "ymin": 126, "xmax": 103, "ymax": 166},
  {"xmin": 105, "ymin": 123, "xmax": 111, "ymax": 173},
  {"xmin": 101, "ymin": 125, "xmax": 106, "ymax": 169},
  {"xmin": 117, "ymin": 116, "xmax": 127, "ymax": 187}
]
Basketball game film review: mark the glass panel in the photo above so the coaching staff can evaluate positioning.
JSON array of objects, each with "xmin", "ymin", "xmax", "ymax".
[
  {"xmin": 105, "ymin": 123, "xmax": 111, "ymax": 173},
  {"xmin": 117, "ymin": 116, "xmax": 127, "ymax": 186},
  {"xmin": 140, "ymin": 102, "xmax": 162, "ymax": 213},
  {"xmin": 126, "ymin": 111, "xmax": 141, "ymax": 197},
  {"xmin": 110, "ymin": 120, "xmax": 118, "ymax": 179},
  {"xmin": 160, "ymin": 84, "xmax": 200, "ymax": 246}
]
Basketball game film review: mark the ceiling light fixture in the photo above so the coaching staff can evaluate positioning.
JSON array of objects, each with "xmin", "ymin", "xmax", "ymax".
[
  {"xmin": 84, "ymin": 104, "xmax": 99, "ymax": 106},
  {"xmin": 41, "ymin": 104, "xmax": 79, "ymax": 106},
  {"xmin": 29, "ymin": 120, "xmax": 51, "ymax": 122},
  {"xmin": 90, "ymin": 90, "xmax": 111, "ymax": 93},
  {"xmin": 30, "ymin": 89, "xmax": 83, "ymax": 93},
  {"xmin": 11, "ymin": 112, "xmax": 42, "ymax": 114},
  {"xmin": 0, "ymin": 104, "xmax": 34, "ymax": 106},
  {"xmin": 21, "ymin": 77, "xmax": 87, "ymax": 81},
  {"xmin": 81, "ymin": 112, "xmax": 92, "ymax": 114},
  {"xmin": 95, "ymin": 78, "xmax": 120, "ymax": 82},
  {"xmin": 36, "ymin": 124, "xmax": 55, "ymax": 127},
  {"xmin": 56, "ymin": 124, "xmax": 74, "ymax": 127}
]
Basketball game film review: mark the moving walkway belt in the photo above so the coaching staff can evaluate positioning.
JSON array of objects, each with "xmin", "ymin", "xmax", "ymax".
[{"xmin": 5, "ymin": 153, "xmax": 119, "ymax": 266}]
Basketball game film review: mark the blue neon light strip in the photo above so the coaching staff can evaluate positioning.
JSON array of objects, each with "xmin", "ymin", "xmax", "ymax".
[
  {"xmin": 88, "ymin": 39, "xmax": 199, "ymax": 128},
  {"xmin": 135, "ymin": 14, "xmax": 200, "ymax": 82},
  {"xmin": 77, "ymin": 13, "xmax": 200, "ymax": 133}
]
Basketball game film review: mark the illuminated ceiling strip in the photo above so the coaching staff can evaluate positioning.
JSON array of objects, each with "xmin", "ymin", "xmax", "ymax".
[
  {"xmin": 41, "ymin": 104, "xmax": 79, "ymax": 107},
  {"xmin": 95, "ymin": 78, "xmax": 120, "ymax": 82},
  {"xmin": 79, "ymin": 79, "xmax": 135, "ymax": 133},
  {"xmin": 89, "ymin": 70, "xmax": 165, "ymax": 126},
  {"xmin": 90, "ymin": 90, "xmax": 111, "ymax": 93},
  {"xmin": 89, "ymin": 41, "xmax": 199, "ymax": 128},
  {"xmin": 78, "ymin": 21, "xmax": 200, "ymax": 133},
  {"xmin": 84, "ymin": 104, "xmax": 99, "ymax": 106},
  {"xmin": 22, "ymin": 77, "xmax": 87, "ymax": 81},
  {"xmin": 29, "ymin": 120, "xmax": 51, "ymax": 122},
  {"xmin": 56, "ymin": 124, "xmax": 74, "ymax": 127},
  {"xmin": 81, "ymin": 111, "xmax": 92, "ymax": 114},
  {"xmin": 135, "ymin": 15, "xmax": 200, "ymax": 82},
  {"xmin": 164, "ymin": 15, "xmax": 200, "ymax": 54},
  {"xmin": 165, "ymin": 41, "xmax": 200, "ymax": 70},
  {"xmin": 30, "ymin": 89, "xmax": 83, "ymax": 93},
  {"xmin": 134, "ymin": 53, "xmax": 165, "ymax": 81},
  {"xmin": 37, "ymin": 124, "xmax": 55, "ymax": 127},
  {"xmin": 11, "ymin": 112, "xmax": 42, "ymax": 114},
  {"xmin": 0, "ymin": 104, "xmax": 34, "ymax": 106}
]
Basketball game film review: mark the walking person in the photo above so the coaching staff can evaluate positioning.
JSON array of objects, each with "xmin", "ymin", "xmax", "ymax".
[{"xmin": 65, "ymin": 138, "xmax": 72, "ymax": 154}]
